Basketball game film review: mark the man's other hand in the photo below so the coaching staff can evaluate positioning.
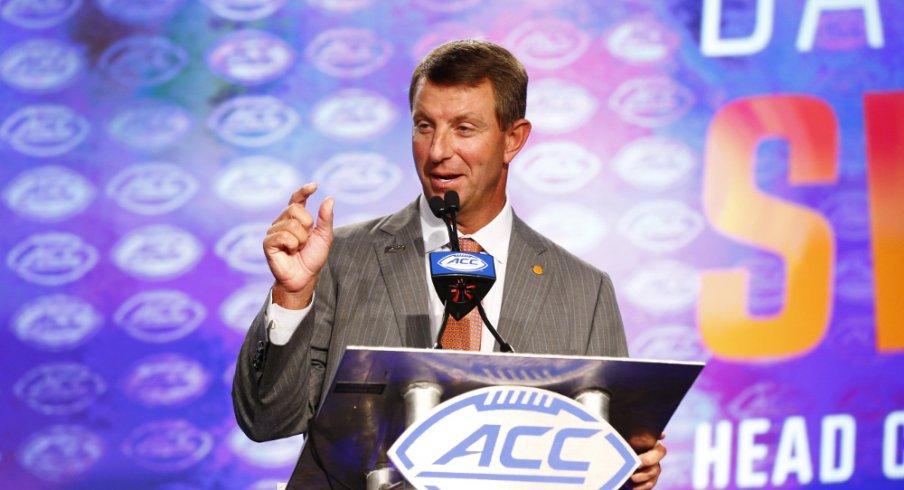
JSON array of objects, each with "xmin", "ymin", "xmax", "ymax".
[
  {"xmin": 629, "ymin": 433, "xmax": 666, "ymax": 489},
  {"xmin": 264, "ymin": 183, "xmax": 334, "ymax": 309}
]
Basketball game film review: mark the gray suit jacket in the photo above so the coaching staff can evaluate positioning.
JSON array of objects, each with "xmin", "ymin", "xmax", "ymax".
[{"xmin": 232, "ymin": 199, "xmax": 628, "ymax": 465}]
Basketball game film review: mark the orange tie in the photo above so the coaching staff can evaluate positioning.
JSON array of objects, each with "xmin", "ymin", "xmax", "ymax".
[{"xmin": 440, "ymin": 237, "xmax": 483, "ymax": 351}]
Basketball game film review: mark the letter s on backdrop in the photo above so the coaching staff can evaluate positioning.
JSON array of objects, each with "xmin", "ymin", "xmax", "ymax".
[{"xmin": 699, "ymin": 95, "xmax": 838, "ymax": 360}]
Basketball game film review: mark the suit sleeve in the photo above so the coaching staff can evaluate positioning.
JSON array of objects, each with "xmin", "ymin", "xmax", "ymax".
[
  {"xmin": 231, "ymin": 260, "xmax": 336, "ymax": 442},
  {"xmin": 585, "ymin": 271, "xmax": 630, "ymax": 358}
]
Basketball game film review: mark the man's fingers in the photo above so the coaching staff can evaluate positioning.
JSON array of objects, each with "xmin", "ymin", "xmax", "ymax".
[
  {"xmin": 265, "ymin": 222, "xmax": 309, "ymax": 252},
  {"xmin": 283, "ymin": 203, "xmax": 315, "ymax": 229},
  {"xmin": 264, "ymin": 229, "xmax": 300, "ymax": 254},
  {"xmin": 630, "ymin": 462, "xmax": 660, "ymax": 482},
  {"xmin": 638, "ymin": 441, "xmax": 667, "ymax": 467},
  {"xmin": 288, "ymin": 182, "xmax": 318, "ymax": 206}
]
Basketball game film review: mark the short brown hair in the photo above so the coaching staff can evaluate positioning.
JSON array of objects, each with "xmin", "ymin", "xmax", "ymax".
[{"xmin": 409, "ymin": 40, "xmax": 528, "ymax": 130}]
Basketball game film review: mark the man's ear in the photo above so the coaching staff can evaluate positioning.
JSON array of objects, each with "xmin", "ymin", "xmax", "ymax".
[{"xmin": 503, "ymin": 118, "xmax": 532, "ymax": 164}]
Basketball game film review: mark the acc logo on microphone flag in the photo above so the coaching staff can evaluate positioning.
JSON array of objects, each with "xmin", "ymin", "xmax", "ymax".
[
  {"xmin": 388, "ymin": 386, "xmax": 639, "ymax": 490},
  {"xmin": 436, "ymin": 253, "xmax": 489, "ymax": 272},
  {"xmin": 430, "ymin": 252, "xmax": 496, "ymax": 279}
]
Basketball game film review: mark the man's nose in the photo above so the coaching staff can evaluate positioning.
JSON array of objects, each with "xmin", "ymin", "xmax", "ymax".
[{"xmin": 429, "ymin": 129, "xmax": 453, "ymax": 163}]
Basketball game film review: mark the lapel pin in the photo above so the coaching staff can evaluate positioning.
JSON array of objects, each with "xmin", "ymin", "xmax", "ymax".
[
  {"xmin": 532, "ymin": 265, "xmax": 544, "ymax": 275},
  {"xmin": 385, "ymin": 244, "xmax": 406, "ymax": 253}
]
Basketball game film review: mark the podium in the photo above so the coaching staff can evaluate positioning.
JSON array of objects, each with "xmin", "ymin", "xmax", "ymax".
[{"xmin": 292, "ymin": 346, "xmax": 704, "ymax": 489}]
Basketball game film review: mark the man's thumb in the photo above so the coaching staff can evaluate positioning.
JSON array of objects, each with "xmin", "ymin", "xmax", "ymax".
[{"xmin": 317, "ymin": 197, "xmax": 335, "ymax": 238}]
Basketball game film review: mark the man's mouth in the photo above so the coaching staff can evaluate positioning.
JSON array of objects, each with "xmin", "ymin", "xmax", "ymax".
[{"xmin": 430, "ymin": 174, "xmax": 461, "ymax": 185}]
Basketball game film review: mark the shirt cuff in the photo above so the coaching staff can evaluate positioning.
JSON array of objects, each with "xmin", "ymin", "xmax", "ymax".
[{"xmin": 265, "ymin": 289, "xmax": 314, "ymax": 346}]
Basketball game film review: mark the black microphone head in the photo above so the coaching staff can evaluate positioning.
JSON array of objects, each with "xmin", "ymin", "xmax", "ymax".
[
  {"xmin": 444, "ymin": 191, "xmax": 460, "ymax": 212},
  {"xmin": 428, "ymin": 195, "xmax": 446, "ymax": 218}
]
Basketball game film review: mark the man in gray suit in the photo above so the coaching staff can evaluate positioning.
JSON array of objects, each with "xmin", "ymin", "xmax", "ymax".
[{"xmin": 234, "ymin": 40, "xmax": 666, "ymax": 489}]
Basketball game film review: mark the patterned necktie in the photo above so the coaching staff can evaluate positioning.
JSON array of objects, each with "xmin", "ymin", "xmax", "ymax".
[{"xmin": 440, "ymin": 237, "xmax": 483, "ymax": 351}]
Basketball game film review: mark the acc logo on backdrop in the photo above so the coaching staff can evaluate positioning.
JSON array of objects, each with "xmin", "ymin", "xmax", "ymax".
[
  {"xmin": 631, "ymin": 324, "xmax": 708, "ymax": 361},
  {"xmin": 220, "ymin": 282, "xmax": 272, "ymax": 333},
  {"xmin": 122, "ymin": 353, "xmax": 210, "ymax": 406},
  {"xmin": 307, "ymin": 0, "xmax": 373, "ymax": 12},
  {"xmin": 18, "ymin": 425, "xmax": 103, "ymax": 482},
  {"xmin": 0, "ymin": 38, "xmax": 83, "ymax": 93},
  {"xmin": 389, "ymin": 386, "xmax": 639, "ymax": 490},
  {"xmin": 114, "ymin": 289, "xmax": 206, "ymax": 342},
  {"xmin": 1, "ymin": 0, "xmax": 82, "ymax": 29},
  {"xmin": 208, "ymin": 95, "xmax": 299, "ymax": 147},
  {"xmin": 305, "ymin": 28, "xmax": 393, "ymax": 78},
  {"xmin": 609, "ymin": 77, "xmax": 694, "ymax": 128},
  {"xmin": 216, "ymin": 156, "xmax": 303, "ymax": 210},
  {"xmin": 505, "ymin": 19, "xmax": 590, "ymax": 70},
  {"xmin": 514, "ymin": 141, "xmax": 601, "ymax": 194},
  {"xmin": 122, "ymin": 420, "xmax": 213, "ymax": 472},
  {"xmin": 612, "ymin": 137, "xmax": 696, "ymax": 191},
  {"xmin": 737, "ymin": 254, "xmax": 785, "ymax": 315},
  {"xmin": 228, "ymin": 427, "xmax": 305, "ymax": 468},
  {"xmin": 108, "ymin": 100, "xmax": 192, "ymax": 152},
  {"xmin": 13, "ymin": 294, "xmax": 103, "ymax": 351},
  {"xmin": 727, "ymin": 382, "xmax": 808, "ymax": 420},
  {"xmin": 311, "ymin": 89, "xmax": 397, "ymax": 141},
  {"xmin": 111, "ymin": 225, "xmax": 203, "ymax": 280},
  {"xmin": 819, "ymin": 191, "xmax": 870, "ymax": 242},
  {"xmin": 412, "ymin": 0, "xmax": 479, "ymax": 12},
  {"xmin": 527, "ymin": 78, "xmax": 597, "ymax": 134},
  {"xmin": 314, "ymin": 152, "xmax": 402, "ymax": 204},
  {"xmin": 624, "ymin": 259, "xmax": 699, "ymax": 315},
  {"xmin": 836, "ymin": 249, "xmax": 873, "ymax": 303},
  {"xmin": 617, "ymin": 200, "xmax": 704, "ymax": 253},
  {"xmin": 14, "ymin": 362, "xmax": 106, "ymax": 415},
  {"xmin": 828, "ymin": 316, "xmax": 878, "ymax": 366},
  {"xmin": 207, "ymin": 29, "xmax": 294, "ymax": 85},
  {"xmin": 527, "ymin": 202, "xmax": 606, "ymax": 255},
  {"xmin": 106, "ymin": 163, "xmax": 199, "ymax": 215},
  {"xmin": 1, "ymin": 104, "xmax": 90, "ymax": 157},
  {"xmin": 410, "ymin": 22, "xmax": 483, "ymax": 61},
  {"xmin": 100, "ymin": 36, "xmax": 188, "ymax": 86},
  {"xmin": 813, "ymin": 10, "xmax": 871, "ymax": 51},
  {"xmin": 3, "ymin": 165, "xmax": 95, "ymax": 222},
  {"xmin": 7, "ymin": 232, "xmax": 98, "ymax": 286},
  {"xmin": 96, "ymin": 0, "xmax": 185, "ymax": 24},
  {"xmin": 605, "ymin": 19, "xmax": 679, "ymax": 65},
  {"xmin": 216, "ymin": 223, "xmax": 271, "ymax": 274},
  {"xmin": 203, "ymin": 0, "xmax": 286, "ymax": 20}
]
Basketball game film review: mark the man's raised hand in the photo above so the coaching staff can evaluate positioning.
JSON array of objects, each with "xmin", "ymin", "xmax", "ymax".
[{"xmin": 263, "ymin": 183, "xmax": 334, "ymax": 309}]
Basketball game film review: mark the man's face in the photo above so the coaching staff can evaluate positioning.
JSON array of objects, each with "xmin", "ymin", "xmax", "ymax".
[{"xmin": 411, "ymin": 78, "xmax": 528, "ymax": 233}]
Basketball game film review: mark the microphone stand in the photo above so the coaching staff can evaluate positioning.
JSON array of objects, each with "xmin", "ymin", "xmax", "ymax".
[{"xmin": 432, "ymin": 192, "xmax": 515, "ymax": 353}]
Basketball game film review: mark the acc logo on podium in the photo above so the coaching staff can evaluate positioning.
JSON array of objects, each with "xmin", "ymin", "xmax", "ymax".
[{"xmin": 389, "ymin": 386, "xmax": 639, "ymax": 489}]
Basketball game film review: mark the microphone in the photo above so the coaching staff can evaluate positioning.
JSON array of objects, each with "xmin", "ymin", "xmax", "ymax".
[
  {"xmin": 430, "ymin": 192, "xmax": 460, "ymax": 251},
  {"xmin": 428, "ymin": 191, "xmax": 514, "ymax": 352},
  {"xmin": 428, "ymin": 195, "xmax": 446, "ymax": 218}
]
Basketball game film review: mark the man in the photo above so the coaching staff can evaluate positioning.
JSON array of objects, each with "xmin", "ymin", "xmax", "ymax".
[{"xmin": 233, "ymin": 40, "xmax": 666, "ymax": 489}]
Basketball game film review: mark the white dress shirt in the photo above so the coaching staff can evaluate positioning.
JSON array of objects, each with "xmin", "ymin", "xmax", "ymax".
[{"xmin": 266, "ymin": 195, "xmax": 512, "ymax": 352}]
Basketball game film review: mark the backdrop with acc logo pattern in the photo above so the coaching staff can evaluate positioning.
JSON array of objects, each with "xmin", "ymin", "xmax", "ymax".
[{"xmin": 1, "ymin": 0, "xmax": 903, "ymax": 489}]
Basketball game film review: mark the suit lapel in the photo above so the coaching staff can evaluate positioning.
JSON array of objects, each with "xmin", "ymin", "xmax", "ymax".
[
  {"xmin": 497, "ymin": 215, "xmax": 552, "ymax": 352},
  {"xmin": 373, "ymin": 200, "xmax": 433, "ymax": 348}
]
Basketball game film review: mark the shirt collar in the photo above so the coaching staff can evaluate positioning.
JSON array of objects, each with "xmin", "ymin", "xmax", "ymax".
[{"xmin": 418, "ymin": 194, "xmax": 512, "ymax": 263}]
